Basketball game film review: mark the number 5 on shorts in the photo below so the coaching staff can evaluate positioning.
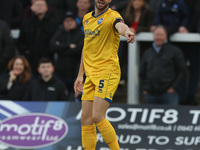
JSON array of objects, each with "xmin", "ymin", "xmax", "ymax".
[{"xmin": 98, "ymin": 80, "xmax": 104, "ymax": 88}]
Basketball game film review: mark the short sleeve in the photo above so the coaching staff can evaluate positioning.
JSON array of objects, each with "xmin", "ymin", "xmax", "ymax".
[{"xmin": 111, "ymin": 11, "xmax": 124, "ymax": 29}]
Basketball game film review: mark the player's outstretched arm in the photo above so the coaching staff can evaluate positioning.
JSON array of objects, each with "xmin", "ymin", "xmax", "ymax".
[
  {"xmin": 74, "ymin": 48, "xmax": 85, "ymax": 93},
  {"xmin": 115, "ymin": 22, "xmax": 136, "ymax": 43}
]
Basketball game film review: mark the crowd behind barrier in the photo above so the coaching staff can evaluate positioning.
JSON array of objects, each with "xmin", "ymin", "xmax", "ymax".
[
  {"xmin": 0, "ymin": 0, "xmax": 200, "ymax": 106},
  {"xmin": 8, "ymin": 30, "xmax": 200, "ymax": 105}
]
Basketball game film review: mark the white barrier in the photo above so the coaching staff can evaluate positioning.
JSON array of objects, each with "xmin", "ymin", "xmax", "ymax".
[{"xmin": 121, "ymin": 32, "xmax": 200, "ymax": 105}]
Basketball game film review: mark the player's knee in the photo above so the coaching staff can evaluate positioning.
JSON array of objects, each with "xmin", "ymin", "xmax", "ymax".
[
  {"xmin": 92, "ymin": 114, "xmax": 103, "ymax": 124},
  {"xmin": 81, "ymin": 114, "xmax": 93, "ymax": 125},
  {"xmin": 92, "ymin": 115, "xmax": 99, "ymax": 124}
]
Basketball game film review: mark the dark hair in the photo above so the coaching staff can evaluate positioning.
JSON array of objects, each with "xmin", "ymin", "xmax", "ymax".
[
  {"xmin": 7, "ymin": 55, "xmax": 32, "ymax": 83},
  {"xmin": 38, "ymin": 57, "xmax": 53, "ymax": 66}
]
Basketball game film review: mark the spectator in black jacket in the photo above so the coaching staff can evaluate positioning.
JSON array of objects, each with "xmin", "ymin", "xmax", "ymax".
[
  {"xmin": 177, "ymin": 0, "xmax": 200, "ymax": 106},
  {"xmin": 23, "ymin": 57, "xmax": 67, "ymax": 101},
  {"xmin": 139, "ymin": 25, "xmax": 186, "ymax": 105},
  {"xmin": 150, "ymin": 0, "xmax": 190, "ymax": 36},
  {"xmin": 0, "ymin": 0, "xmax": 23, "ymax": 29},
  {"xmin": 0, "ymin": 20, "xmax": 15, "ymax": 75},
  {"xmin": 23, "ymin": 0, "xmax": 55, "ymax": 21},
  {"xmin": 119, "ymin": 0, "xmax": 154, "ymax": 85},
  {"xmin": 18, "ymin": 0, "xmax": 58, "ymax": 75},
  {"xmin": 50, "ymin": 11, "xmax": 84, "ymax": 101},
  {"xmin": 0, "ymin": 55, "xmax": 32, "ymax": 100}
]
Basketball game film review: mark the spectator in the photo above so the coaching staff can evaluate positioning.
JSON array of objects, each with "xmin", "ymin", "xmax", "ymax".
[
  {"xmin": 150, "ymin": 0, "xmax": 190, "ymax": 36},
  {"xmin": 0, "ymin": 0, "xmax": 23, "ymax": 29},
  {"xmin": 118, "ymin": 0, "xmax": 154, "ymax": 85},
  {"xmin": 124, "ymin": 0, "xmax": 154, "ymax": 33},
  {"xmin": 23, "ymin": 57, "xmax": 67, "ymax": 101},
  {"xmin": 75, "ymin": 0, "xmax": 91, "ymax": 31},
  {"xmin": 23, "ymin": 0, "xmax": 55, "ymax": 21},
  {"xmin": 177, "ymin": 1, "xmax": 200, "ymax": 105},
  {"xmin": 139, "ymin": 25, "xmax": 186, "ymax": 105},
  {"xmin": 50, "ymin": 11, "xmax": 84, "ymax": 101},
  {"xmin": 0, "ymin": 20, "xmax": 15, "ymax": 75},
  {"xmin": 18, "ymin": 0, "xmax": 58, "ymax": 75},
  {"xmin": 0, "ymin": 55, "xmax": 31, "ymax": 100}
]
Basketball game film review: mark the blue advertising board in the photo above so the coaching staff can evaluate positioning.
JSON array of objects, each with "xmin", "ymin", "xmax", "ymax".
[{"xmin": 0, "ymin": 101, "xmax": 200, "ymax": 150}]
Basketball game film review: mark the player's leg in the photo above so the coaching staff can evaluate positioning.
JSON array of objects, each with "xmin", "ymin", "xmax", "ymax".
[
  {"xmin": 81, "ymin": 100, "xmax": 97, "ymax": 150},
  {"xmin": 81, "ymin": 77, "xmax": 97, "ymax": 150},
  {"xmin": 92, "ymin": 73, "xmax": 121, "ymax": 150},
  {"xmin": 93, "ymin": 97, "xmax": 120, "ymax": 150}
]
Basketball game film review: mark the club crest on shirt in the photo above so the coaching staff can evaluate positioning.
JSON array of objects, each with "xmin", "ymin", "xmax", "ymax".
[{"xmin": 97, "ymin": 18, "xmax": 103, "ymax": 25}]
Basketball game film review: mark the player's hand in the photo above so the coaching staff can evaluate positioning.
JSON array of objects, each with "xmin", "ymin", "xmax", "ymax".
[
  {"xmin": 74, "ymin": 76, "xmax": 84, "ymax": 93},
  {"xmin": 125, "ymin": 29, "xmax": 136, "ymax": 43},
  {"xmin": 130, "ymin": 27, "xmax": 136, "ymax": 34}
]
